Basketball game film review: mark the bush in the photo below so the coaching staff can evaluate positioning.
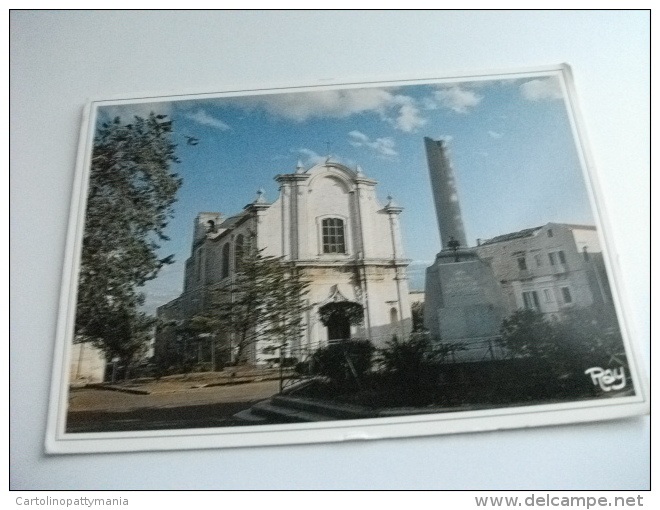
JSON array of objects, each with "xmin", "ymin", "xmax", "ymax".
[
  {"xmin": 310, "ymin": 339, "xmax": 375, "ymax": 390},
  {"xmin": 497, "ymin": 307, "xmax": 628, "ymax": 398},
  {"xmin": 375, "ymin": 336, "xmax": 445, "ymax": 406}
]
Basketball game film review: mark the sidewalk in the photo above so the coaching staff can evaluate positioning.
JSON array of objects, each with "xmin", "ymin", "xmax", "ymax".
[{"xmin": 67, "ymin": 377, "xmax": 282, "ymax": 432}]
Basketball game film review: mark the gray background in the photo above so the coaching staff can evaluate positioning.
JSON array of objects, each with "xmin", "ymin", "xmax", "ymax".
[{"xmin": 10, "ymin": 10, "xmax": 650, "ymax": 489}]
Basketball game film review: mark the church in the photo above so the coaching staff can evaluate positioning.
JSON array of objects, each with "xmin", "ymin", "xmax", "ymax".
[{"xmin": 156, "ymin": 160, "xmax": 413, "ymax": 367}]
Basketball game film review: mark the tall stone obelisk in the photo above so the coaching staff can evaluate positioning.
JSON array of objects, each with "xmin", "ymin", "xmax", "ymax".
[
  {"xmin": 423, "ymin": 138, "xmax": 504, "ymax": 360},
  {"xmin": 424, "ymin": 137, "xmax": 468, "ymax": 250}
]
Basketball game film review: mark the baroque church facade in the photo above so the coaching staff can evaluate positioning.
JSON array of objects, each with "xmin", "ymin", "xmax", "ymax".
[{"xmin": 156, "ymin": 160, "xmax": 412, "ymax": 366}]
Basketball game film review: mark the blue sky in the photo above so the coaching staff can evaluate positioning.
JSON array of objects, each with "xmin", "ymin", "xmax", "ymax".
[{"xmin": 95, "ymin": 73, "xmax": 595, "ymax": 313}]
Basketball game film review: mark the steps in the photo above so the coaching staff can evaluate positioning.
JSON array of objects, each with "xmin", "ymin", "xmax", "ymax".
[{"xmin": 234, "ymin": 395, "xmax": 377, "ymax": 424}]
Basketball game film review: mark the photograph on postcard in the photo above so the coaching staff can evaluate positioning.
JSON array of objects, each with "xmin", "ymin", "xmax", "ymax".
[{"xmin": 48, "ymin": 66, "xmax": 648, "ymax": 453}]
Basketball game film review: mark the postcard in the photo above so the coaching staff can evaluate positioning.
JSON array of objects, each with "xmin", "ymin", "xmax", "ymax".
[{"xmin": 46, "ymin": 64, "xmax": 648, "ymax": 454}]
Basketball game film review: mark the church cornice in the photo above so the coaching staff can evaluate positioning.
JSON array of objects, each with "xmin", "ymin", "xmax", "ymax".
[
  {"xmin": 289, "ymin": 258, "xmax": 412, "ymax": 268},
  {"xmin": 275, "ymin": 173, "xmax": 310, "ymax": 183}
]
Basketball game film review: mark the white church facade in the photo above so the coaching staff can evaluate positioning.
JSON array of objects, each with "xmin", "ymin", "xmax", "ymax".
[{"xmin": 156, "ymin": 160, "xmax": 412, "ymax": 367}]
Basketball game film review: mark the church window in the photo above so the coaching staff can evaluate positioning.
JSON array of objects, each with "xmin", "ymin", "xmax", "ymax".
[
  {"xmin": 322, "ymin": 218, "xmax": 346, "ymax": 254},
  {"xmin": 235, "ymin": 235, "xmax": 245, "ymax": 270},
  {"xmin": 221, "ymin": 243, "xmax": 230, "ymax": 279}
]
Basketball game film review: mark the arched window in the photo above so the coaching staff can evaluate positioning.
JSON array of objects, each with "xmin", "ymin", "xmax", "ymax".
[
  {"xmin": 234, "ymin": 234, "xmax": 245, "ymax": 270},
  {"xmin": 390, "ymin": 307, "xmax": 398, "ymax": 324},
  {"xmin": 221, "ymin": 243, "xmax": 230, "ymax": 279},
  {"xmin": 321, "ymin": 218, "xmax": 346, "ymax": 254},
  {"xmin": 196, "ymin": 249, "xmax": 203, "ymax": 282}
]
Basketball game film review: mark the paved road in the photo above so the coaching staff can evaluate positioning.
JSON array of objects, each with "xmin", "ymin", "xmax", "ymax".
[{"xmin": 66, "ymin": 380, "xmax": 280, "ymax": 433}]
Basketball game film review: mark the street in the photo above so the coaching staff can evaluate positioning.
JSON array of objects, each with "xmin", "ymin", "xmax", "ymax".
[{"xmin": 66, "ymin": 379, "xmax": 281, "ymax": 433}]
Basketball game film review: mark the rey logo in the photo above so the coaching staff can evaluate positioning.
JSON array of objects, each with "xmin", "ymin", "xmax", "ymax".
[{"xmin": 584, "ymin": 366, "xmax": 626, "ymax": 392}]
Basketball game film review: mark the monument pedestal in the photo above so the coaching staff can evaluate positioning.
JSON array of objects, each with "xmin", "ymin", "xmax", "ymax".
[{"xmin": 424, "ymin": 248, "xmax": 505, "ymax": 361}]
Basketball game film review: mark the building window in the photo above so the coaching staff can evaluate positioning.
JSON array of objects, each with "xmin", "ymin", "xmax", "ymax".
[
  {"xmin": 390, "ymin": 307, "xmax": 398, "ymax": 324},
  {"xmin": 196, "ymin": 249, "xmax": 203, "ymax": 281},
  {"xmin": 543, "ymin": 289, "xmax": 553, "ymax": 302},
  {"xmin": 522, "ymin": 291, "xmax": 540, "ymax": 310},
  {"xmin": 549, "ymin": 251, "xmax": 566, "ymax": 266},
  {"xmin": 534, "ymin": 254, "xmax": 542, "ymax": 267},
  {"xmin": 234, "ymin": 234, "xmax": 245, "ymax": 270},
  {"xmin": 221, "ymin": 243, "xmax": 230, "ymax": 279},
  {"xmin": 547, "ymin": 229, "xmax": 553, "ymax": 238},
  {"xmin": 322, "ymin": 218, "xmax": 346, "ymax": 254},
  {"xmin": 517, "ymin": 256, "xmax": 527, "ymax": 271},
  {"xmin": 561, "ymin": 287, "xmax": 573, "ymax": 304}
]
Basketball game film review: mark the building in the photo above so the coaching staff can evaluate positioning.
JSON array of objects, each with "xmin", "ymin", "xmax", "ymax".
[
  {"xmin": 69, "ymin": 342, "xmax": 106, "ymax": 385},
  {"xmin": 421, "ymin": 137, "xmax": 613, "ymax": 361},
  {"xmin": 475, "ymin": 222, "xmax": 613, "ymax": 318},
  {"xmin": 156, "ymin": 160, "xmax": 412, "ymax": 367}
]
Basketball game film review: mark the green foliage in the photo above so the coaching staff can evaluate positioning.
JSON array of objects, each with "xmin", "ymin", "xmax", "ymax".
[
  {"xmin": 499, "ymin": 309, "xmax": 559, "ymax": 360},
  {"xmin": 96, "ymin": 309, "xmax": 154, "ymax": 365},
  {"xmin": 310, "ymin": 339, "xmax": 375, "ymax": 390},
  {"xmin": 199, "ymin": 247, "xmax": 310, "ymax": 364},
  {"xmin": 75, "ymin": 113, "xmax": 182, "ymax": 364},
  {"xmin": 554, "ymin": 305, "xmax": 627, "ymax": 368},
  {"xmin": 499, "ymin": 306, "xmax": 627, "ymax": 376},
  {"xmin": 375, "ymin": 335, "xmax": 445, "ymax": 405}
]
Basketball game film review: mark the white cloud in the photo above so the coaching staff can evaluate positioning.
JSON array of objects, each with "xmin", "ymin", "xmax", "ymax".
[
  {"xmin": 519, "ymin": 77, "xmax": 563, "ymax": 101},
  {"xmin": 348, "ymin": 131, "xmax": 398, "ymax": 157},
  {"xmin": 234, "ymin": 88, "xmax": 426, "ymax": 132},
  {"xmin": 348, "ymin": 130, "xmax": 369, "ymax": 143},
  {"xmin": 432, "ymin": 85, "xmax": 482, "ymax": 114},
  {"xmin": 184, "ymin": 109, "xmax": 231, "ymax": 130},
  {"xmin": 390, "ymin": 95, "xmax": 427, "ymax": 132},
  {"xmin": 488, "ymin": 130, "xmax": 503, "ymax": 139}
]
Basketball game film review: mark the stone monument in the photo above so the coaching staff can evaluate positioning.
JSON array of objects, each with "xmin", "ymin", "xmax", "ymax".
[{"xmin": 423, "ymin": 137, "xmax": 504, "ymax": 360}]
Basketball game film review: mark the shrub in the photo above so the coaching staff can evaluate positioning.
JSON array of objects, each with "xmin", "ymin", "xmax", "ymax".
[
  {"xmin": 375, "ymin": 335, "xmax": 445, "ymax": 406},
  {"xmin": 498, "ymin": 307, "xmax": 626, "ymax": 398},
  {"xmin": 310, "ymin": 339, "xmax": 375, "ymax": 390}
]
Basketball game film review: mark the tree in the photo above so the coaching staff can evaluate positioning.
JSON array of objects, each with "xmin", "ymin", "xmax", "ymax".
[
  {"xmin": 260, "ymin": 259, "xmax": 310, "ymax": 362},
  {"xmin": 75, "ymin": 113, "xmax": 182, "ymax": 365},
  {"xmin": 498, "ymin": 308, "xmax": 559, "ymax": 361},
  {"xmin": 554, "ymin": 305, "xmax": 627, "ymax": 368},
  {"xmin": 194, "ymin": 248, "xmax": 310, "ymax": 365},
  {"xmin": 498, "ymin": 306, "xmax": 627, "ymax": 378}
]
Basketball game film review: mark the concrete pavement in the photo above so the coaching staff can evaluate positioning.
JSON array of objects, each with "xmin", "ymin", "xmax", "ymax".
[{"xmin": 66, "ymin": 379, "xmax": 282, "ymax": 433}]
